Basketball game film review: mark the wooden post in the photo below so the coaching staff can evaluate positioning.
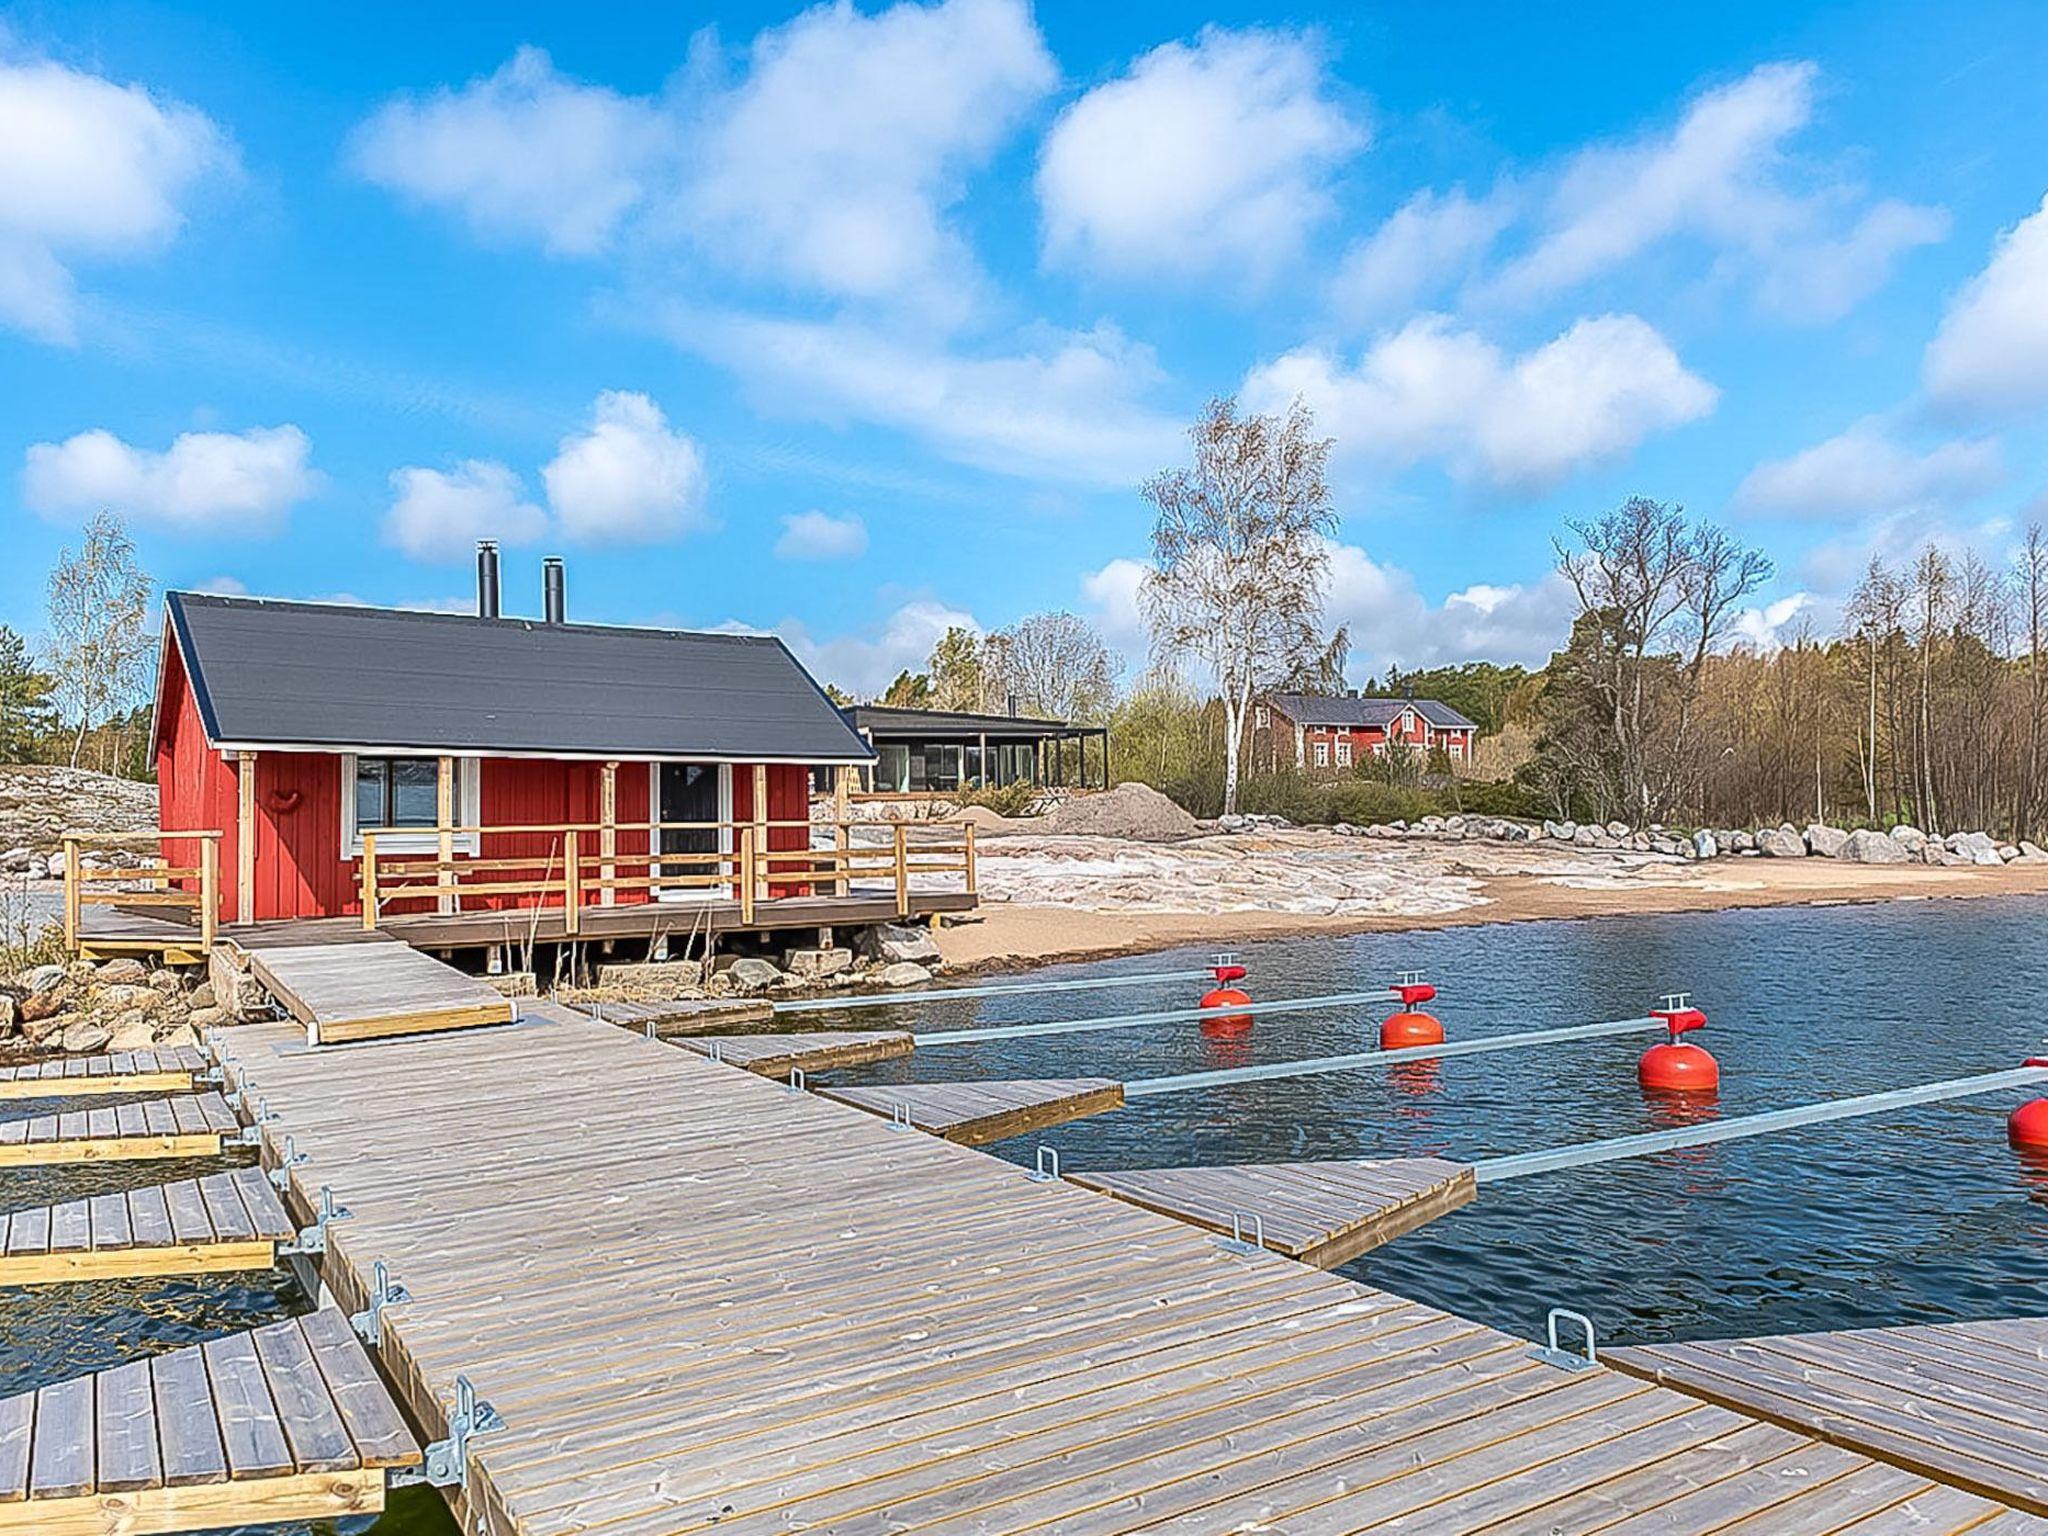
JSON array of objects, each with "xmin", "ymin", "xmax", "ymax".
[
  {"xmin": 360, "ymin": 834, "xmax": 379, "ymax": 932},
  {"xmin": 963, "ymin": 820, "xmax": 977, "ymax": 898},
  {"xmin": 563, "ymin": 829, "xmax": 581, "ymax": 936},
  {"xmin": 752, "ymin": 763, "xmax": 769, "ymax": 905},
  {"xmin": 235, "ymin": 751, "xmax": 257, "ymax": 925},
  {"xmin": 599, "ymin": 761, "xmax": 618, "ymax": 907},
  {"xmin": 833, "ymin": 765, "xmax": 852, "ymax": 897},
  {"xmin": 893, "ymin": 822, "xmax": 910, "ymax": 917},
  {"xmin": 738, "ymin": 827, "xmax": 756, "ymax": 927},
  {"xmin": 976, "ymin": 731, "xmax": 988, "ymax": 789},
  {"xmin": 199, "ymin": 836, "xmax": 218, "ymax": 950},
  {"xmin": 62, "ymin": 837, "xmax": 79, "ymax": 949},
  {"xmin": 436, "ymin": 755, "xmax": 455, "ymax": 916}
]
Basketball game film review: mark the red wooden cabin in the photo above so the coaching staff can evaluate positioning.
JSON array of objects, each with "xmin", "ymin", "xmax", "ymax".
[{"xmin": 1255, "ymin": 692, "xmax": 1479, "ymax": 774}]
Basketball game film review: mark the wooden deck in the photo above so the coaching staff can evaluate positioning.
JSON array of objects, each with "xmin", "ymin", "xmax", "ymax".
[
  {"xmin": 0, "ymin": 1307, "xmax": 419, "ymax": 1534},
  {"xmin": 210, "ymin": 1010, "xmax": 2044, "ymax": 1534},
  {"xmin": 1065, "ymin": 1157, "xmax": 1477, "ymax": 1268},
  {"xmin": 244, "ymin": 940, "xmax": 515, "ymax": 1044},
  {"xmin": 0, "ymin": 1093, "xmax": 238, "ymax": 1167},
  {"xmin": 0, "ymin": 1167, "xmax": 296, "ymax": 1286},
  {"xmin": 678, "ymin": 1030, "xmax": 914, "ymax": 1076},
  {"xmin": 0, "ymin": 1048, "xmax": 209, "ymax": 1102},
  {"xmin": 1609, "ymin": 1316, "xmax": 2048, "ymax": 1516},
  {"xmin": 564, "ymin": 997, "xmax": 776, "ymax": 1034},
  {"xmin": 820, "ymin": 1075, "xmax": 1125, "ymax": 1145}
]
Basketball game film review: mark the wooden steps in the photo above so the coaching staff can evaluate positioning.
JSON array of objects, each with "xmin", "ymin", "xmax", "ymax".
[
  {"xmin": 0, "ymin": 1049, "xmax": 209, "ymax": 1103},
  {"xmin": 1065, "ymin": 1157, "xmax": 1477, "ymax": 1268},
  {"xmin": 0, "ymin": 1307, "xmax": 420, "ymax": 1534},
  {"xmin": 243, "ymin": 941, "xmax": 514, "ymax": 1045},
  {"xmin": 679, "ymin": 1030, "xmax": 914, "ymax": 1077},
  {"xmin": 820, "ymin": 1076, "xmax": 1124, "ymax": 1145},
  {"xmin": 0, "ymin": 1168, "xmax": 296, "ymax": 1286},
  {"xmin": 1609, "ymin": 1315, "xmax": 2048, "ymax": 1516},
  {"xmin": 0, "ymin": 1094, "xmax": 239, "ymax": 1167}
]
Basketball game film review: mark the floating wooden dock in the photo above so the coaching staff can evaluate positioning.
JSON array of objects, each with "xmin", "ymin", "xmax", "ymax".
[
  {"xmin": 0, "ymin": 1048, "xmax": 209, "ymax": 1102},
  {"xmin": 568, "ymin": 997, "xmax": 775, "ymax": 1034},
  {"xmin": 0, "ymin": 1093, "xmax": 239, "ymax": 1167},
  {"xmin": 820, "ymin": 1075, "xmax": 1124, "ymax": 1145},
  {"xmin": 1609, "ymin": 1315, "xmax": 2048, "ymax": 1516},
  {"xmin": 1065, "ymin": 1157, "xmax": 1477, "ymax": 1268},
  {"xmin": 0, "ymin": 1168, "xmax": 296, "ymax": 1286},
  {"xmin": 0, "ymin": 1307, "xmax": 420, "ymax": 1534},
  {"xmin": 679, "ymin": 1030, "xmax": 914, "ymax": 1076},
  {"xmin": 211, "ymin": 1011, "xmax": 2038, "ymax": 1534},
  {"xmin": 244, "ymin": 940, "xmax": 514, "ymax": 1044}
]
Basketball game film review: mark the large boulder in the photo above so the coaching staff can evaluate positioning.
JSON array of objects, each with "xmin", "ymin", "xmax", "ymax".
[
  {"xmin": 1758, "ymin": 827, "xmax": 1807, "ymax": 857},
  {"xmin": 107, "ymin": 1011, "xmax": 156, "ymax": 1051},
  {"xmin": 872, "ymin": 962, "xmax": 932, "ymax": 988},
  {"xmin": 1804, "ymin": 824, "xmax": 1850, "ymax": 858},
  {"xmin": 723, "ymin": 958, "xmax": 784, "ymax": 994},
  {"xmin": 1889, "ymin": 824, "xmax": 1928, "ymax": 852},
  {"xmin": 782, "ymin": 947, "xmax": 853, "ymax": 982},
  {"xmin": 856, "ymin": 922, "xmax": 942, "ymax": 966},
  {"xmin": 60, "ymin": 1019, "xmax": 111, "ymax": 1054},
  {"xmin": 154, "ymin": 1022, "xmax": 200, "ymax": 1049},
  {"xmin": 596, "ymin": 959, "xmax": 704, "ymax": 994},
  {"xmin": 1842, "ymin": 828, "xmax": 1910, "ymax": 864},
  {"xmin": 0, "ymin": 993, "xmax": 16, "ymax": 1036},
  {"xmin": 1691, "ymin": 829, "xmax": 1718, "ymax": 860},
  {"xmin": 94, "ymin": 984, "xmax": 156, "ymax": 1012},
  {"xmin": 93, "ymin": 958, "xmax": 148, "ymax": 986},
  {"xmin": 1945, "ymin": 830, "xmax": 2004, "ymax": 867},
  {"xmin": 21, "ymin": 964, "xmax": 66, "ymax": 995},
  {"xmin": 2018, "ymin": 841, "xmax": 2048, "ymax": 864}
]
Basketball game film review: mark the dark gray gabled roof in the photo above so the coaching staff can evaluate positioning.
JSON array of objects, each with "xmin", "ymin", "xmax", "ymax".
[
  {"xmin": 845, "ymin": 704, "xmax": 1080, "ymax": 741},
  {"xmin": 1268, "ymin": 693, "xmax": 1478, "ymax": 732},
  {"xmin": 164, "ymin": 592, "xmax": 873, "ymax": 762}
]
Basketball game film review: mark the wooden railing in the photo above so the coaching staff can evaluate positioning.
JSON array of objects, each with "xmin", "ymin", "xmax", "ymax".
[
  {"xmin": 62, "ymin": 830, "xmax": 221, "ymax": 950},
  {"xmin": 357, "ymin": 818, "xmax": 976, "ymax": 934}
]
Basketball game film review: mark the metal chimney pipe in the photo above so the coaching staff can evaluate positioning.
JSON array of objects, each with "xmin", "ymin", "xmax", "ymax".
[
  {"xmin": 542, "ymin": 557, "xmax": 566, "ymax": 624},
  {"xmin": 1006, "ymin": 691, "xmax": 1019, "ymax": 718},
  {"xmin": 476, "ymin": 540, "xmax": 501, "ymax": 619}
]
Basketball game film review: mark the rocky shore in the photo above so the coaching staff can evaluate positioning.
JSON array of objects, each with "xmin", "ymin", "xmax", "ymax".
[{"xmin": 0, "ymin": 955, "xmax": 214, "ymax": 1057}]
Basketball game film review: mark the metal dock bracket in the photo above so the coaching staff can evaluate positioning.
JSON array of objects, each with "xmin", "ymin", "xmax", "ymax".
[
  {"xmin": 393, "ymin": 1374, "xmax": 506, "ymax": 1493},
  {"xmin": 282, "ymin": 1185, "xmax": 353, "ymax": 1258},
  {"xmin": 787, "ymin": 1067, "xmax": 807, "ymax": 1095},
  {"xmin": 1530, "ymin": 1307, "xmax": 1599, "ymax": 1371},
  {"xmin": 1216, "ymin": 1211, "xmax": 1267, "ymax": 1256},
  {"xmin": 268, "ymin": 1134, "xmax": 310, "ymax": 1190},
  {"xmin": 1028, "ymin": 1145, "xmax": 1061, "ymax": 1183},
  {"xmin": 350, "ymin": 1259, "xmax": 413, "ymax": 1347},
  {"xmin": 231, "ymin": 1096, "xmax": 278, "ymax": 1147},
  {"xmin": 888, "ymin": 1099, "xmax": 913, "ymax": 1131}
]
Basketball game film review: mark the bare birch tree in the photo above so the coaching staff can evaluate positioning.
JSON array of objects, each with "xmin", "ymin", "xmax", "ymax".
[
  {"xmin": 1141, "ymin": 397, "xmax": 1340, "ymax": 816},
  {"xmin": 985, "ymin": 611, "xmax": 1116, "ymax": 722},
  {"xmin": 45, "ymin": 511, "xmax": 155, "ymax": 770}
]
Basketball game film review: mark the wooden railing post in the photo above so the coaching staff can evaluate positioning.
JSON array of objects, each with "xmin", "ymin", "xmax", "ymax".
[
  {"xmin": 738, "ymin": 827, "xmax": 756, "ymax": 927},
  {"xmin": 563, "ymin": 829, "xmax": 581, "ymax": 936},
  {"xmin": 199, "ymin": 836, "xmax": 218, "ymax": 949},
  {"xmin": 436, "ymin": 756, "xmax": 455, "ymax": 916},
  {"xmin": 599, "ymin": 761, "xmax": 618, "ymax": 908},
  {"xmin": 360, "ymin": 834, "xmax": 379, "ymax": 932},
  {"xmin": 963, "ymin": 821, "xmax": 977, "ymax": 898},
  {"xmin": 235, "ymin": 750, "xmax": 258, "ymax": 925},
  {"xmin": 833, "ymin": 766, "xmax": 852, "ymax": 897},
  {"xmin": 893, "ymin": 822, "xmax": 910, "ymax": 917},
  {"xmin": 62, "ymin": 837, "xmax": 80, "ymax": 949}
]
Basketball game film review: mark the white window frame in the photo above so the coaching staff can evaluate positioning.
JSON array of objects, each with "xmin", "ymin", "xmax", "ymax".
[
  {"xmin": 1253, "ymin": 703, "xmax": 1270, "ymax": 730},
  {"xmin": 1335, "ymin": 738, "xmax": 1352, "ymax": 767},
  {"xmin": 341, "ymin": 753, "xmax": 480, "ymax": 858},
  {"xmin": 1313, "ymin": 741, "xmax": 1329, "ymax": 768}
]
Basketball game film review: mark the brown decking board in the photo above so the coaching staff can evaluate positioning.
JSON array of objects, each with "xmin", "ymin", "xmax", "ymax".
[
  {"xmin": 678, "ymin": 1030, "xmax": 914, "ymax": 1076},
  {"xmin": 0, "ymin": 1048, "xmax": 208, "ymax": 1102},
  {"xmin": 1608, "ymin": 1316, "xmax": 2048, "ymax": 1516},
  {"xmin": 245, "ymin": 941, "xmax": 514, "ymax": 1045},
  {"xmin": 0, "ymin": 1308, "xmax": 418, "ymax": 1533},
  {"xmin": 0, "ymin": 1092, "xmax": 238, "ymax": 1167},
  {"xmin": 1064, "ymin": 1156, "xmax": 1477, "ymax": 1268},
  {"xmin": 204, "ymin": 1009, "xmax": 2046, "ymax": 1536},
  {"xmin": 0, "ymin": 1168, "xmax": 294, "ymax": 1285},
  {"xmin": 565, "ymin": 997, "xmax": 777, "ymax": 1034},
  {"xmin": 820, "ymin": 1075, "xmax": 1125, "ymax": 1145}
]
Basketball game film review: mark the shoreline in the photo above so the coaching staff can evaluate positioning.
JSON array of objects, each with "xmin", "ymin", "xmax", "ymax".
[{"xmin": 933, "ymin": 858, "xmax": 2048, "ymax": 974}]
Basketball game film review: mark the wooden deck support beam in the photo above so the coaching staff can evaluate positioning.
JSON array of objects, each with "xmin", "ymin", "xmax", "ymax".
[
  {"xmin": 235, "ymin": 750, "xmax": 257, "ymax": 926},
  {"xmin": 436, "ymin": 754, "xmax": 455, "ymax": 916}
]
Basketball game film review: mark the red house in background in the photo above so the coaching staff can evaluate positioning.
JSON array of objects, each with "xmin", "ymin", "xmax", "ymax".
[
  {"xmin": 150, "ymin": 549, "xmax": 875, "ymax": 930},
  {"xmin": 1254, "ymin": 692, "xmax": 1479, "ymax": 774}
]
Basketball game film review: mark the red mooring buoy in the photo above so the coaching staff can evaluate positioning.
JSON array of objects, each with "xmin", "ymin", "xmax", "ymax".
[
  {"xmin": 1200, "ymin": 985, "xmax": 1253, "ymax": 1032},
  {"xmin": 2010, "ymin": 1097, "xmax": 2048, "ymax": 1152},
  {"xmin": 1380, "ymin": 976, "xmax": 1444, "ymax": 1050},
  {"xmin": 1640, "ymin": 999, "xmax": 1719, "ymax": 1093}
]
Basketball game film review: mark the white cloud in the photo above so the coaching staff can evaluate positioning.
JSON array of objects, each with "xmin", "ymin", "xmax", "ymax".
[
  {"xmin": 384, "ymin": 459, "xmax": 547, "ymax": 562},
  {"xmin": 350, "ymin": 46, "xmax": 665, "ymax": 256},
  {"xmin": 1924, "ymin": 193, "xmax": 2048, "ymax": 416},
  {"xmin": 765, "ymin": 597, "xmax": 979, "ymax": 696},
  {"xmin": 1485, "ymin": 62, "xmax": 1942, "ymax": 322},
  {"xmin": 1330, "ymin": 187, "xmax": 1510, "ymax": 325},
  {"xmin": 194, "ymin": 574, "xmax": 247, "ymax": 596},
  {"xmin": 0, "ymin": 53, "xmax": 232, "ymax": 342},
  {"xmin": 681, "ymin": 308, "xmax": 1185, "ymax": 488},
  {"xmin": 1246, "ymin": 313, "xmax": 1716, "ymax": 492},
  {"xmin": 23, "ymin": 424, "xmax": 316, "ymax": 532},
  {"xmin": 542, "ymin": 390, "xmax": 708, "ymax": 543},
  {"xmin": 775, "ymin": 509, "xmax": 867, "ymax": 561},
  {"xmin": 1037, "ymin": 26, "xmax": 1361, "ymax": 287},
  {"xmin": 1320, "ymin": 539, "xmax": 1579, "ymax": 675},
  {"xmin": 1798, "ymin": 509, "xmax": 2018, "ymax": 596},
  {"xmin": 1734, "ymin": 418, "xmax": 2002, "ymax": 520},
  {"xmin": 1080, "ymin": 556, "xmax": 1151, "ymax": 661},
  {"xmin": 685, "ymin": 0, "xmax": 1053, "ymax": 315},
  {"xmin": 1730, "ymin": 593, "xmax": 1814, "ymax": 650}
]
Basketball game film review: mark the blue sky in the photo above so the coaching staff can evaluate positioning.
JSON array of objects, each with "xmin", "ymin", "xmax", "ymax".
[{"xmin": 3, "ymin": 0, "xmax": 2046, "ymax": 693}]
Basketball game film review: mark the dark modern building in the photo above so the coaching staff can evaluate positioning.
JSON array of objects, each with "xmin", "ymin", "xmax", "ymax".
[{"xmin": 841, "ymin": 704, "xmax": 1110, "ymax": 793}]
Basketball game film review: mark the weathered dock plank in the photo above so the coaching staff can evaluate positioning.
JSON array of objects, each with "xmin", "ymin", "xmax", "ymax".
[
  {"xmin": 244, "ymin": 941, "xmax": 514, "ymax": 1044},
  {"xmin": 0, "ymin": 1048, "xmax": 209, "ymax": 1102},
  {"xmin": 820, "ymin": 1076, "xmax": 1125, "ymax": 1145},
  {"xmin": 565, "ymin": 997, "xmax": 776, "ymax": 1034},
  {"xmin": 0, "ymin": 1310, "xmax": 417, "ymax": 1534},
  {"xmin": 210, "ymin": 1012, "xmax": 2041, "ymax": 1535},
  {"xmin": 1608, "ymin": 1315, "xmax": 2048, "ymax": 1516},
  {"xmin": 1064, "ymin": 1156, "xmax": 1476, "ymax": 1267},
  {"xmin": 0, "ymin": 1170, "xmax": 294, "ymax": 1285},
  {"xmin": 679, "ymin": 1030, "xmax": 914, "ymax": 1076},
  {"xmin": 0, "ymin": 1092, "xmax": 237, "ymax": 1167}
]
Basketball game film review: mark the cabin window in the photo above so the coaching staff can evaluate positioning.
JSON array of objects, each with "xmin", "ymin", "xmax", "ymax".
[
  {"xmin": 341, "ymin": 754, "xmax": 479, "ymax": 857},
  {"xmin": 874, "ymin": 744, "xmax": 911, "ymax": 793},
  {"xmin": 1334, "ymin": 738, "xmax": 1352, "ymax": 767},
  {"xmin": 1254, "ymin": 704, "xmax": 1270, "ymax": 730},
  {"xmin": 1313, "ymin": 741, "xmax": 1329, "ymax": 768}
]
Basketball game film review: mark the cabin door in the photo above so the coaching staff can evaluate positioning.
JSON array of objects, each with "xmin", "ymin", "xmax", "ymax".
[{"xmin": 655, "ymin": 763, "xmax": 730, "ymax": 902}]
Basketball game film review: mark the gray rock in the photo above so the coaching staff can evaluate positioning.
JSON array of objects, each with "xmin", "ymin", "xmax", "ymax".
[
  {"xmin": 1543, "ymin": 819, "xmax": 1576, "ymax": 840},
  {"xmin": 146, "ymin": 968, "xmax": 183, "ymax": 993},
  {"xmin": 1804, "ymin": 824, "xmax": 1850, "ymax": 858},
  {"xmin": 0, "ymin": 994, "xmax": 15, "ymax": 1035},
  {"xmin": 596, "ymin": 959, "xmax": 704, "ymax": 993},
  {"xmin": 0, "ymin": 846, "xmax": 30, "ymax": 872},
  {"xmin": 1649, "ymin": 835, "xmax": 1687, "ymax": 857},
  {"xmin": 724, "ymin": 958, "xmax": 784, "ymax": 994},
  {"xmin": 1758, "ymin": 827, "xmax": 1808, "ymax": 857},
  {"xmin": 1605, "ymin": 820, "xmax": 1630, "ymax": 838},
  {"xmin": 872, "ymin": 961, "xmax": 932, "ymax": 988},
  {"xmin": 857, "ymin": 922, "xmax": 943, "ymax": 966},
  {"xmin": 94, "ymin": 958, "xmax": 148, "ymax": 986},
  {"xmin": 185, "ymin": 1006, "xmax": 227, "ymax": 1031},
  {"xmin": 60, "ymin": 1019, "xmax": 111, "ymax": 1054},
  {"xmin": 1842, "ymin": 828, "xmax": 1910, "ymax": 864},
  {"xmin": 1997, "ymin": 844, "xmax": 2022, "ymax": 862},
  {"xmin": 2018, "ymin": 841, "xmax": 2048, "ymax": 864},
  {"xmin": 154, "ymin": 1023, "xmax": 200, "ymax": 1048},
  {"xmin": 22, "ymin": 964, "xmax": 66, "ymax": 995},
  {"xmin": 1691, "ymin": 829, "xmax": 1718, "ymax": 860},
  {"xmin": 186, "ymin": 981, "xmax": 216, "ymax": 1010},
  {"xmin": 1889, "ymin": 824, "xmax": 1927, "ymax": 852},
  {"xmin": 94, "ymin": 984, "xmax": 156, "ymax": 1011},
  {"xmin": 783, "ymin": 947, "xmax": 853, "ymax": 981},
  {"xmin": 108, "ymin": 1012, "xmax": 156, "ymax": 1050}
]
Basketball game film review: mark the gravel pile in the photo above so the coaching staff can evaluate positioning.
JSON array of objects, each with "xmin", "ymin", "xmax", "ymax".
[{"xmin": 1040, "ymin": 782, "xmax": 1200, "ymax": 842}]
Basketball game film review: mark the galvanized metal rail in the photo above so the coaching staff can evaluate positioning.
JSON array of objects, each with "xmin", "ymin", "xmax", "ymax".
[
  {"xmin": 1474, "ymin": 1064, "xmax": 2048, "ymax": 1183},
  {"xmin": 917, "ymin": 987, "xmax": 1405, "ymax": 1045},
  {"xmin": 773, "ymin": 966, "xmax": 1221, "ymax": 1014}
]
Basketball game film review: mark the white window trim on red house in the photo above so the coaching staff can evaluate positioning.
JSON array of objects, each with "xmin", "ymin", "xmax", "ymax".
[{"xmin": 339, "ymin": 753, "xmax": 481, "ymax": 858}]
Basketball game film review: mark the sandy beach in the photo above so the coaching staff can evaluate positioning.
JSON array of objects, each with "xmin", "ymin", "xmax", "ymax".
[{"xmin": 934, "ymin": 828, "xmax": 2048, "ymax": 972}]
